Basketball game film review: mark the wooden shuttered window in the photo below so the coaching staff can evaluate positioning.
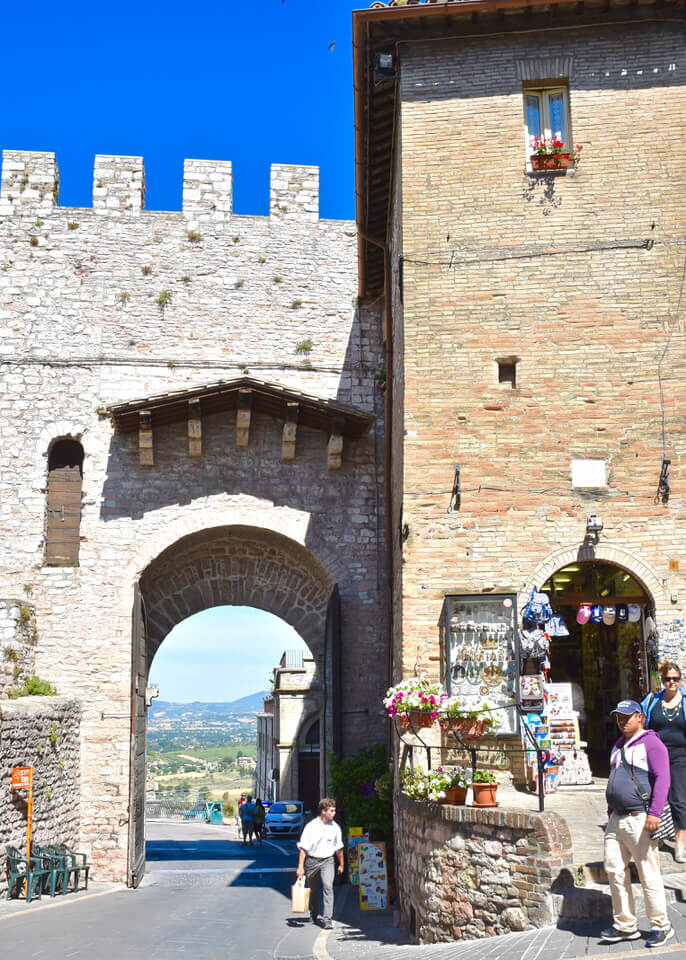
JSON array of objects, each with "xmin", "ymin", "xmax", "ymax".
[{"xmin": 45, "ymin": 439, "xmax": 84, "ymax": 566}]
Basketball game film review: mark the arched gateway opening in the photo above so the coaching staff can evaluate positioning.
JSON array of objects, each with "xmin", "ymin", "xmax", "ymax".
[
  {"xmin": 128, "ymin": 524, "xmax": 339, "ymax": 886},
  {"xmin": 539, "ymin": 560, "xmax": 654, "ymax": 775}
]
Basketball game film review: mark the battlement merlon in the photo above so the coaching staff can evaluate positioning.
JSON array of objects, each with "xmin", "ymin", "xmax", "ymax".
[
  {"xmin": 93, "ymin": 155, "xmax": 145, "ymax": 216},
  {"xmin": 0, "ymin": 151, "xmax": 321, "ymax": 222},
  {"xmin": 0, "ymin": 150, "xmax": 59, "ymax": 215},
  {"xmin": 270, "ymin": 164, "xmax": 319, "ymax": 222}
]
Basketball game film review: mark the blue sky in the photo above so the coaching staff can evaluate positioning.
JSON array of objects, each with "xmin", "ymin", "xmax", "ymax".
[
  {"xmin": 150, "ymin": 606, "xmax": 310, "ymax": 703},
  {"xmin": 1, "ymin": 0, "xmax": 358, "ymax": 220},
  {"xmin": 3, "ymin": 0, "xmax": 360, "ymax": 701}
]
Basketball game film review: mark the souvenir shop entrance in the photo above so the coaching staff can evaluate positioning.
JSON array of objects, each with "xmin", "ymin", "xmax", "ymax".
[{"xmin": 540, "ymin": 561, "xmax": 653, "ymax": 776}]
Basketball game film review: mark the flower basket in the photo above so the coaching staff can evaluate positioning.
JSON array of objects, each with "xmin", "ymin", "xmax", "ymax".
[
  {"xmin": 446, "ymin": 717, "xmax": 489, "ymax": 738},
  {"xmin": 399, "ymin": 710, "xmax": 434, "ymax": 730},
  {"xmin": 530, "ymin": 154, "xmax": 571, "ymax": 171},
  {"xmin": 443, "ymin": 785, "xmax": 468, "ymax": 805}
]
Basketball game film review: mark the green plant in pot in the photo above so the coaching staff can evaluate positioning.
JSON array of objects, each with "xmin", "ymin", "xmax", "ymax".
[{"xmin": 472, "ymin": 769, "xmax": 498, "ymax": 808}]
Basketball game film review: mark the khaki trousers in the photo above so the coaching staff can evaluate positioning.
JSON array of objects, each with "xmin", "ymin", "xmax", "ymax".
[{"xmin": 604, "ymin": 811, "xmax": 670, "ymax": 933}]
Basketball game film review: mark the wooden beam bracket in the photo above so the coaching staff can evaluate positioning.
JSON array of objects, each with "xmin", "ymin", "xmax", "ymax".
[
  {"xmin": 327, "ymin": 415, "xmax": 345, "ymax": 471},
  {"xmin": 188, "ymin": 399, "xmax": 202, "ymax": 457},
  {"xmin": 138, "ymin": 411, "xmax": 154, "ymax": 468},
  {"xmin": 236, "ymin": 389, "xmax": 252, "ymax": 448},
  {"xmin": 282, "ymin": 402, "xmax": 299, "ymax": 461}
]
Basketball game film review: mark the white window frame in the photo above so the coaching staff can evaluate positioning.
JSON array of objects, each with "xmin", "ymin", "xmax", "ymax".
[{"xmin": 523, "ymin": 85, "xmax": 572, "ymax": 169}]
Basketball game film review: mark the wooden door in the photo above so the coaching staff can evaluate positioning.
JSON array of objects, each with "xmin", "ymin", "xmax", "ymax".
[{"xmin": 128, "ymin": 582, "xmax": 147, "ymax": 887}]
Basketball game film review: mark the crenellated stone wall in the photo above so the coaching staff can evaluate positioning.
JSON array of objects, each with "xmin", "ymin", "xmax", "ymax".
[
  {"xmin": 0, "ymin": 696, "xmax": 81, "ymax": 897},
  {"xmin": 0, "ymin": 148, "xmax": 386, "ymax": 885}
]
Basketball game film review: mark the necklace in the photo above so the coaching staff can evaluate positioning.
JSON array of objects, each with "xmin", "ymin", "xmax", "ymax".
[{"xmin": 661, "ymin": 697, "xmax": 682, "ymax": 723}]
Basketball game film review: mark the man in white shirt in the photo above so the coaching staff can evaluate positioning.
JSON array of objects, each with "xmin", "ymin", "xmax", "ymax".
[{"xmin": 296, "ymin": 797, "xmax": 344, "ymax": 929}]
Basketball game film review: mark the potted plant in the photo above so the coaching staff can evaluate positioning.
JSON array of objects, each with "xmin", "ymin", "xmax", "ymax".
[
  {"xmin": 383, "ymin": 675, "xmax": 448, "ymax": 729},
  {"xmin": 471, "ymin": 770, "xmax": 498, "ymax": 807},
  {"xmin": 400, "ymin": 765, "xmax": 469, "ymax": 803},
  {"xmin": 436, "ymin": 765, "xmax": 471, "ymax": 804},
  {"xmin": 439, "ymin": 696, "xmax": 501, "ymax": 737},
  {"xmin": 530, "ymin": 137, "xmax": 582, "ymax": 171}
]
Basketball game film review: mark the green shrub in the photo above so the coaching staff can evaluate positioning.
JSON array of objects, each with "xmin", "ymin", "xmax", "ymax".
[
  {"xmin": 329, "ymin": 743, "xmax": 392, "ymax": 841},
  {"xmin": 7, "ymin": 675, "xmax": 57, "ymax": 698}
]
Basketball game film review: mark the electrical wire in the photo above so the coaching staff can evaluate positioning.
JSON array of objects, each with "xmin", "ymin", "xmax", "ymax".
[{"xmin": 401, "ymin": 236, "xmax": 654, "ymax": 269}]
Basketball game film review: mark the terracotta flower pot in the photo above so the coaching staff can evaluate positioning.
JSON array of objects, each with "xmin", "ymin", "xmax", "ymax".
[
  {"xmin": 399, "ymin": 710, "xmax": 434, "ymax": 730},
  {"xmin": 443, "ymin": 785, "xmax": 468, "ymax": 805},
  {"xmin": 530, "ymin": 154, "xmax": 571, "ymax": 171},
  {"xmin": 446, "ymin": 717, "xmax": 488, "ymax": 737},
  {"xmin": 472, "ymin": 782, "xmax": 498, "ymax": 807}
]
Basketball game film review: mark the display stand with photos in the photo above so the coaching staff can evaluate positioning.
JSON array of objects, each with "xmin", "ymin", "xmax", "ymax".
[
  {"xmin": 441, "ymin": 594, "xmax": 520, "ymax": 736},
  {"xmin": 522, "ymin": 683, "xmax": 592, "ymax": 790}
]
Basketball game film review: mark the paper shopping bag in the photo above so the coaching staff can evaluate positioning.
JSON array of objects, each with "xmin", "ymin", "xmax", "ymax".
[{"xmin": 291, "ymin": 876, "xmax": 311, "ymax": 913}]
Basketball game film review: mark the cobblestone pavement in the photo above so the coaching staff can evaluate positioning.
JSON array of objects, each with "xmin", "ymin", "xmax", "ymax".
[{"xmin": 323, "ymin": 879, "xmax": 686, "ymax": 960}]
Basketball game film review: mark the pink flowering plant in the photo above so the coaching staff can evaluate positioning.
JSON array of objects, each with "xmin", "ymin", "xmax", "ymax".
[{"xmin": 383, "ymin": 675, "xmax": 448, "ymax": 723}]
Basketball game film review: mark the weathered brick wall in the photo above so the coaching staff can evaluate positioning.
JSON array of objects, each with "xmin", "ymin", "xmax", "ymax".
[
  {"xmin": 396, "ymin": 792, "xmax": 574, "ymax": 941},
  {"xmin": 0, "ymin": 696, "xmax": 81, "ymax": 897},
  {"xmin": 0, "ymin": 599, "xmax": 37, "ymax": 697},
  {"xmin": 0, "ymin": 152, "xmax": 386, "ymax": 883},
  {"xmin": 392, "ymin": 21, "xmax": 686, "ymax": 678}
]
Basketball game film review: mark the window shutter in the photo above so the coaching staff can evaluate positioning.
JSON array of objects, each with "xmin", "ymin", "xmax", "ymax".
[{"xmin": 45, "ymin": 439, "xmax": 84, "ymax": 566}]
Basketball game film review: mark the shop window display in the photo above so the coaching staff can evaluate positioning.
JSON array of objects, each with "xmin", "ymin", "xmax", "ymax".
[{"xmin": 442, "ymin": 594, "xmax": 519, "ymax": 736}]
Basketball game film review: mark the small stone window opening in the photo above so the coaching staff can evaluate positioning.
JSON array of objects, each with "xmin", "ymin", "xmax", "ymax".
[
  {"xmin": 497, "ymin": 359, "xmax": 518, "ymax": 388},
  {"xmin": 45, "ymin": 438, "xmax": 84, "ymax": 566}
]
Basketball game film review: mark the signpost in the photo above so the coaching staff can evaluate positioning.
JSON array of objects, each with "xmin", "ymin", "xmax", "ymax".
[{"xmin": 11, "ymin": 766, "xmax": 33, "ymax": 859}]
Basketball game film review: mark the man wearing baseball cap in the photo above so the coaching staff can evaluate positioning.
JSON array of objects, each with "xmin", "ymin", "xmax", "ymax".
[{"xmin": 602, "ymin": 700, "xmax": 672, "ymax": 947}]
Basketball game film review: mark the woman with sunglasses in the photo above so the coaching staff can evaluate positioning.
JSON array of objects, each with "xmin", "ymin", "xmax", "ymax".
[{"xmin": 642, "ymin": 662, "xmax": 686, "ymax": 862}]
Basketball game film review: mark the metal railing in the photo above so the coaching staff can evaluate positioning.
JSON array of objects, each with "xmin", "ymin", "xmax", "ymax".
[
  {"xmin": 395, "ymin": 702, "xmax": 547, "ymax": 812},
  {"xmin": 145, "ymin": 795, "xmax": 210, "ymax": 820}
]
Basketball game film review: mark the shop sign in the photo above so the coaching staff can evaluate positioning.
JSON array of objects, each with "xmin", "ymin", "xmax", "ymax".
[
  {"xmin": 11, "ymin": 766, "xmax": 31, "ymax": 790},
  {"xmin": 358, "ymin": 841, "xmax": 388, "ymax": 911}
]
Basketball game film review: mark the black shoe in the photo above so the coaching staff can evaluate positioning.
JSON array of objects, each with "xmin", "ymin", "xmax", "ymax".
[
  {"xmin": 600, "ymin": 926, "xmax": 640, "ymax": 943},
  {"xmin": 646, "ymin": 927, "xmax": 674, "ymax": 948},
  {"xmin": 321, "ymin": 919, "xmax": 333, "ymax": 930},
  {"xmin": 310, "ymin": 914, "xmax": 318, "ymax": 925}
]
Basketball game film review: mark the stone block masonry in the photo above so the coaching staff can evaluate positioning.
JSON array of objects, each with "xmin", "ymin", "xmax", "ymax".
[
  {"xmin": 0, "ymin": 599, "xmax": 37, "ymax": 698},
  {"xmin": 0, "ymin": 696, "xmax": 81, "ymax": 897},
  {"xmin": 396, "ymin": 793, "xmax": 575, "ymax": 942},
  {"xmin": 0, "ymin": 149, "xmax": 386, "ymax": 884}
]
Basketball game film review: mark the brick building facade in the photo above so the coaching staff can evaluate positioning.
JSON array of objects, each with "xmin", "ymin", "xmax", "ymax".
[{"xmin": 354, "ymin": 0, "xmax": 686, "ymax": 939}]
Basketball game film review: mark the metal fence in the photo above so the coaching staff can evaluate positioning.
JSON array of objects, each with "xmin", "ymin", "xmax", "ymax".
[{"xmin": 145, "ymin": 796, "xmax": 210, "ymax": 820}]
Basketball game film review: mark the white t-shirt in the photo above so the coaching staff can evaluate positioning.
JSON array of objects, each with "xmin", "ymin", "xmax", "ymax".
[{"xmin": 297, "ymin": 816, "xmax": 343, "ymax": 858}]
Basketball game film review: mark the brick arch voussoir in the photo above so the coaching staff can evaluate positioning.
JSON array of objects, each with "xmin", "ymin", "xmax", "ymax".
[
  {"xmin": 141, "ymin": 525, "xmax": 334, "ymax": 658},
  {"xmin": 525, "ymin": 543, "xmax": 668, "ymax": 614}
]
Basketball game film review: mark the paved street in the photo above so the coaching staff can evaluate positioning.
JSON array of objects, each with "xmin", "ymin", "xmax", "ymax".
[
  {"xmin": 6, "ymin": 821, "xmax": 686, "ymax": 960},
  {"xmin": 0, "ymin": 820, "xmax": 320, "ymax": 960}
]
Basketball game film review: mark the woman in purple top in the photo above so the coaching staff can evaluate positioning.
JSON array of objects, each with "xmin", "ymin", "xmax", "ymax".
[{"xmin": 642, "ymin": 661, "xmax": 686, "ymax": 862}]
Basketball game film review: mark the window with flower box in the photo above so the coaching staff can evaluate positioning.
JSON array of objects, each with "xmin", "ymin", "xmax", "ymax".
[{"xmin": 523, "ymin": 85, "xmax": 573, "ymax": 171}]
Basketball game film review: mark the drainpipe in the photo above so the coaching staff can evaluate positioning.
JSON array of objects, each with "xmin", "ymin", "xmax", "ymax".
[{"xmin": 358, "ymin": 229, "xmax": 393, "ymax": 753}]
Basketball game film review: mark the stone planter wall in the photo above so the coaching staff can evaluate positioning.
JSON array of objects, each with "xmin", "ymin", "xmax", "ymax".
[
  {"xmin": 0, "ymin": 697, "xmax": 81, "ymax": 897},
  {"xmin": 396, "ymin": 792, "xmax": 574, "ymax": 942}
]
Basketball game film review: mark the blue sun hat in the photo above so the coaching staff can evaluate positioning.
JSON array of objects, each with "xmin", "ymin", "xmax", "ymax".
[
  {"xmin": 590, "ymin": 604, "xmax": 603, "ymax": 624},
  {"xmin": 610, "ymin": 699, "xmax": 643, "ymax": 716}
]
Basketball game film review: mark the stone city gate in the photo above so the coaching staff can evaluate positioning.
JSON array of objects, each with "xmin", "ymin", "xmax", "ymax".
[
  {"xmin": 129, "ymin": 525, "xmax": 341, "ymax": 886},
  {"xmin": 0, "ymin": 150, "xmax": 388, "ymax": 888}
]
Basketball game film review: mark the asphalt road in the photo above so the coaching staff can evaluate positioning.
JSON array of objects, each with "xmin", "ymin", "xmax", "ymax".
[{"xmin": 2, "ymin": 821, "xmax": 320, "ymax": 960}]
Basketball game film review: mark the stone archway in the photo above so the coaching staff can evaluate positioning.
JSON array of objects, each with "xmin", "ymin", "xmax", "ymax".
[
  {"xmin": 140, "ymin": 525, "xmax": 334, "ymax": 667},
  {"xmin": 128, "ymin": 524, "xmax": 336, "ymax": 886}
]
